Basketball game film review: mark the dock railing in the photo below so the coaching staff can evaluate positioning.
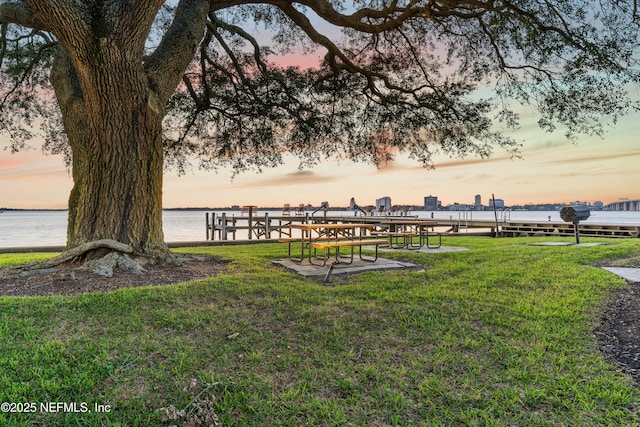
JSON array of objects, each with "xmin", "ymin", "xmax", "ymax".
[
  {"xmin": 206, "ymin": 212, "xmax": 314, "ymax": 241},
  {"xmin": 205, "ymin": 212, "xmax": 640, "ymax": 242}
]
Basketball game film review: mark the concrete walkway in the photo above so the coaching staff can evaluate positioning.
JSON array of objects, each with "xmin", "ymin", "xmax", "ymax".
[
  {"xmin": 602, "ymin": 267, "xmax": 640, "ymax": 283},
  {"xmin": 378, "ymin": 245, "xmax": 469, "ymax": 254}
]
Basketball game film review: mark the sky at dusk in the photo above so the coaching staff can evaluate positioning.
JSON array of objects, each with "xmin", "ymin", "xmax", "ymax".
[
  {"xmin": 1, "ymin": 103, "xmax": 638, "ymax": 210},
  {"xmin": 1, "ymin": 16, "xmax": 639, "ymax": 210}
]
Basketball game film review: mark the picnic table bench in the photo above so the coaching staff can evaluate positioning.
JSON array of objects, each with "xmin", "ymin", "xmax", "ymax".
[
  {"xmin": 279, "ymin": 236, "xmax": 351, "ymax": 262},
  {"xmin": 282, "ymin": 223, "xmax": 389, "ymax": 282},
  {"xmin": 310, "ymin": 239, "xmax": 389, "ymax": 266}
]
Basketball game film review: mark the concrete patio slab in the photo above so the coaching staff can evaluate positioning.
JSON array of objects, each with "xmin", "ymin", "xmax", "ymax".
[
  {"xmin": 530, "ymin": 242, "xmax": 572, "ymax": 246},
  {"xmin": 529, "ymin": 242, "xmax": 607, "ymax": 247},
  {"xmin": 602, "ymin": 267, "xmax": 640, "ymax": 283},
  {"xmin": 273, "ymin": 257, "xmax": 417, "ymax": 278},
  {"xmin": 377, "ymin": 245, "xmax": 469, "ymax": 254}
]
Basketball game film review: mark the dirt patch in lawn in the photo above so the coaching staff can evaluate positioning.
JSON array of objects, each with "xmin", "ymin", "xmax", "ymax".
[{"xmin": 0, "ymin": 254, "xmax": 228, "ymax": 297}]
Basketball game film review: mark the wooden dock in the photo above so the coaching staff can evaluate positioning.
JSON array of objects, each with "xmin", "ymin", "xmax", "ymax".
[
  {"xmin": 206, "ymin": 212, "xmax": 429, "ymax": 241},
  {"xmin": 498, "ymin": 221, "xmax": 640, "ymax": 238},
  {"xmin": 206, "ymin": 212, "xmax": 639, "ymax": 241}
]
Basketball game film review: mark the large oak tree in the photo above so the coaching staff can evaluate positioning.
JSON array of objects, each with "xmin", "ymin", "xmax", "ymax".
[{"xmin": 1, "ymin": 1, "xmax": 638, "ymax": 261}]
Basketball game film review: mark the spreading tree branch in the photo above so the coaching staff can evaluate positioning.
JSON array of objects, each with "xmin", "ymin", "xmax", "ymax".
[
  {"xmin": 144, "ymin": 0, "xmax": 209, "ymax": 104},
  {"xmin": 0, "ymin": 1, "xmax": 47, "ymax": 30}
]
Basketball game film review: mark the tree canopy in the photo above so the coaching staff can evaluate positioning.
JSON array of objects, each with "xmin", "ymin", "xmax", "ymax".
[
  {"xmin": 0, "ymin": 1, "xmax": 639, "ymax": 259},
  {"xmin": 2, "ymin": 1, "xmax": 638, "ymax": 173}
]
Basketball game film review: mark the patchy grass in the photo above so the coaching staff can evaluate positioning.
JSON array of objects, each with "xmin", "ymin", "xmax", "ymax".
[
  {"xmin": 1, "ymin": 236, "xmax": 639, "ymax": 426},
  {"xmin": 0, "ymin": 252, "xmax": 59, "ymax": 267}
]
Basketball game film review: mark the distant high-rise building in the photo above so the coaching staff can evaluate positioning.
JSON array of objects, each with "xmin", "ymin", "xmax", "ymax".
[
  {"xmin": 488, "ymin": 198, "xmax": 505, "ymax": 209},
  {"xmin": 474, "ymin": 194, "xmax": 482, "ymax": 210},
  {"xmin": 376, "ymin": 196, "xmax": 392, "ymax": 211},
  {"xmin": 424, "ymin": 195, "xmax": 439, "ymax": 211}
]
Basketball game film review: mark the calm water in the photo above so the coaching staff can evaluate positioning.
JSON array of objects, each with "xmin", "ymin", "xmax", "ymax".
[{"xmin": 1, "ymin": 209, "xmax": 639, "ymax": 248}]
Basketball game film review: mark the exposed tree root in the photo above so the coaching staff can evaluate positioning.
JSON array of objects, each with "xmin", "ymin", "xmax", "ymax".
[
  {"xmin": 43, "ymin": 239, "xmax": 134, "ymax": 267},
  {"xmin": 81, "ymin": 252, "xmax": 147, "ymax": 277},
  {"xmin": 37, "ymin": 239, "xmax": 159, "ymax": 278}
]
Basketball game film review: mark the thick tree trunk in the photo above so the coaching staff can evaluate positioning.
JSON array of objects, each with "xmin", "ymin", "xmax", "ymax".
[
  {"xmin": 66, "ymin": 105, "xmax": 167, "ymax": 256},
  {"xmin": 31, "ymin": 0, "xmax": 208, "ymax": 262},
  {"xmin": 52, "ymin": 48, "xmax": 168, "ymax": 258}
]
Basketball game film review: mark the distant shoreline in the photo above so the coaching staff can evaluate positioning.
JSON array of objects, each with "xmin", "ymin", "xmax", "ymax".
[
  {"xmin": 2, "ymin": 204, "xmax": 635, "ymax": 212},
  {"xmin": 1, "ymin": 207, "xmax": 351, "ymax": 212},
  {"xmin": 1, "ymin": 208, "xmax": 69, "ymax": 212}
]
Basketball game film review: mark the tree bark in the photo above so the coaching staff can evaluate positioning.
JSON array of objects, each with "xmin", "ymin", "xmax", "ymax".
[
  {"xmin": 65, "ymin": 97, "xmax": 167, "ymax": 257},
  {"xmin": 48, "ymin": 27, "xmax": 168, "ymax": 257},
  {"xmin": 32, "ymin": 0, "xmax": 209, "ymax": 259},
  {"xmin": 51, "ymin": 48, "xmax": 167, "ymax": 256}
]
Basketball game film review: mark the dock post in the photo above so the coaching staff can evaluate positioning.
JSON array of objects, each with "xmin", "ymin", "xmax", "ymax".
[
  {"xmin": 221, "ymin": 213, "xmax": 228, "ymax": 240},
  {"xmin": 207, "ymin": 212, "xmax": 217, "ymax": 240},
  {"xmin": 248, "ymin": 208, "xmax": 253, "ymax": 239},
  {"xmin": 232, "ymin": 215, "xmax": 237, "ymax": 240},
  {"xmin": 206, "ymin": 212, "xmax": 210, "ymax": 240},
  {"xmin": 212, "ymin": 212, "xmax": 217, "ymax": 240},
  {"xmin": 264, "ymin": 213, "xmax": 270, "ymax": 238}
]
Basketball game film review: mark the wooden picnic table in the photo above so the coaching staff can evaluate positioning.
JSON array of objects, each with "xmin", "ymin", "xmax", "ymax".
[
  {"xmin": 284, "ymin": 223, "xmax": 386, "ymax": 266},
  {"xmin": 291, "ymin": 222, "xmax": 374, "ymax": 237},
  {"xmin": 375, "ymin": 219, "xmax": 438, "ymax": 228},
  {"xmin": 373, "ymin": 220, "xmax": 445, "ymax": 249}
]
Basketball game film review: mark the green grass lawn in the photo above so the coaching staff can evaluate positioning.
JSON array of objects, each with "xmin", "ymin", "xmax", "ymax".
[{"xmin": 1, "ymin": 236, "xmax": 639, "ymax": 426}]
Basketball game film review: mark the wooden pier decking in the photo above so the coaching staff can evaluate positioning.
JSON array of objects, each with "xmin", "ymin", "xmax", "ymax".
[
  {"xmin": 498, "ymin": 221, "xmax": 640, "ymax": 238},
  {"xmin": 206, "ymin": 212, "xmax": 639, "ymax": 241}
]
